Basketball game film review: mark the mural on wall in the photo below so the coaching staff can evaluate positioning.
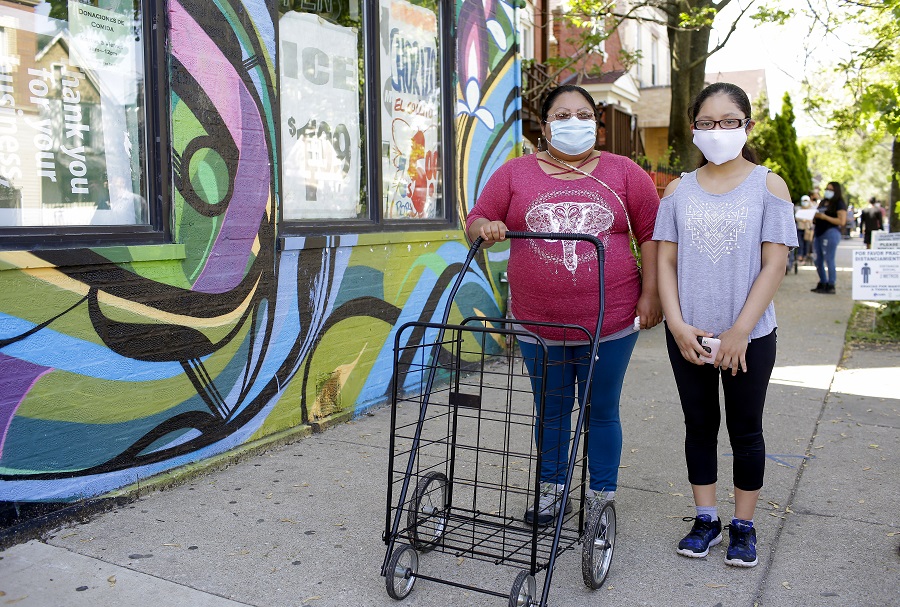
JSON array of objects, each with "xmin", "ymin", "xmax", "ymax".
[
  {"xmin": 0, "ymin": 0, "xmax": 517, "ymax": 503},
  {"xmin": 455, "ymin": 0, "xmax": 520, "ymax": 297}
]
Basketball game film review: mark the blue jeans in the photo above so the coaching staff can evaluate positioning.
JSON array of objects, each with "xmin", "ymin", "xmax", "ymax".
[
  {"xmin": 796, "ymin": 230, "xmax": 809, "ymax": 258},
  {"xmin": 519, "ymin": 332, "xmax": 638, "ymax": 492},
  {"xmin": 814, "ymin": 227, "xmax": 841, "ymax": 285}
]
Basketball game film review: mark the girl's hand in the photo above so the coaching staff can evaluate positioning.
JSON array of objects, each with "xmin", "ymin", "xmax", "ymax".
[
  {"xmin": 671, "ymin": 322, "xmax": 713, "ymax": 366},
  {"xmin": 715, "ymin": 326, "xmax": 750, "ymax": 375}
]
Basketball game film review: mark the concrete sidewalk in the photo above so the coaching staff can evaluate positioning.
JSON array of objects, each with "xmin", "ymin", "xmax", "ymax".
[{"xmin": 2, "ymin": 239, "xmax": 899, "ymax": 607}]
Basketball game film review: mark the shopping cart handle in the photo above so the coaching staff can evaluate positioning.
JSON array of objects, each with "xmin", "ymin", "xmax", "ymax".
[
  {"xmin": 504, "ymin": 231, "xmax": 603, "ymax": 250},
  {"xmin": 471, "ymin": 232, "xmax": 603, "ymax": 250}
]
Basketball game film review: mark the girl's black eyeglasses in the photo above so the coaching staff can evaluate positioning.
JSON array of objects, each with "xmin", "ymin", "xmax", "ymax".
[{"xmin": 692, "ymin": 118, "xmax": 750, "ymax": 130}]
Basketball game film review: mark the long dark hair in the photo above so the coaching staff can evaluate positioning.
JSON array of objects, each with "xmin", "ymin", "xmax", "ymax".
[
  {"xmin": 689, "ymin": 82, "xmax": 758, "ymax": 167},
  {"xmin": 540, "ymin": 85, "xmax": 599, "ymax": 123},
  {"xmin": 823, "ymin": 181, "xmax": 844, "ymax": 212}
]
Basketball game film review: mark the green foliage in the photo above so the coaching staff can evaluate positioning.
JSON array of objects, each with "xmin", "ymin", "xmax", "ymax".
[
  {"xmin": 750, "ymin": 7, "xmax": 792, "ymax": 25},
  {"xmin": 802, "ymin": 132, "xmax": 892, "ymax": 203},
  {"xmin": 848, "ymin": 302, "xmax": 900, "ymax": 345},
  {"xmin": 879, "ymin": 301, "xmax": 900, "ymax": 336},
  {"xmin": 749, "ymin": 92, "xmax": 812, "ymax": 201},
  {"xmin": 803, "ymin": 0, "xmax": 900, "ymax": 229},
  {"xmin": 678, "ymin": 7, "xmax": 717, "ymax": 29}
]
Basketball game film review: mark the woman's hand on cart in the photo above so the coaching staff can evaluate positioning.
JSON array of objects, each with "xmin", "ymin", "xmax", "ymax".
[{"xmin": 468, "ymin": 219, "xmax": 508, "ymax": 247}]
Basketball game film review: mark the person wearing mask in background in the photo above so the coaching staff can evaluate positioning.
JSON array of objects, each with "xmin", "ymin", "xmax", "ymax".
[
  {"xmin": 467, "ymin": 84, "xmax": 663, "ymax": 526},
  {"xmin": 860, "ymin": 197, "xmax": 884, "ymax": 249},
  {"xmin": 795, "ymin": 195, "xmax": 814, "ymax": 264},
  {"xmin": 844, "ymin": 202, "xmax": 857, "ymax": 239},
  {"xmin": 811, "ymin": 182, "xmax": 847, "ymax": 294},
  {"xmin": 654, "ymin": 82, "xmax": 797, "ymax": 568}
]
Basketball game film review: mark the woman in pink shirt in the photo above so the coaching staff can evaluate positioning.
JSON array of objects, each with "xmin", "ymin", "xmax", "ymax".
[{"xmin": 466, "ymin": 85, "xmax": 663, "ymax": 525}]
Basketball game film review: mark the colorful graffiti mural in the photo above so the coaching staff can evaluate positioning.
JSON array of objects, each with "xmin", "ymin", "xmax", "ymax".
[{"xmin": 0, "ymin": 0, "xmax": 519, "ymax": 503}]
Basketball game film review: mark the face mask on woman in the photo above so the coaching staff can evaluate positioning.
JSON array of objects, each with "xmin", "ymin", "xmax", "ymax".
[
  {"xmin": 692, "ymin": 128, "xmax": 747, "ymax": 165},
  {"xmin": 549, "ymin": 118, "xmax": 597, "ymax": 155},
  {"xmin": 823, "ymin": 190, "xmax": 835, "ymax": 200}
]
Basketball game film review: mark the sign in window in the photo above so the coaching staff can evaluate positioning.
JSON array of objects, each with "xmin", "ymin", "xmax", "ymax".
[{"xmin": 0, "ymin": 1, "xmax": 148, "ymax": 228}]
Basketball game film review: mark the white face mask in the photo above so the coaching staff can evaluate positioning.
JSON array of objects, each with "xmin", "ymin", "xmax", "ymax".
[
  {"xmin": 692, "ymin": 128, "xmax": 747, "ymax": 165},
  {"xmin": 823, "ymin": 190, "xmax": 835, "ymax": 200},
  {"xmin": 548, "ymin": 117, "xmax": 597, "ymax": 156}
]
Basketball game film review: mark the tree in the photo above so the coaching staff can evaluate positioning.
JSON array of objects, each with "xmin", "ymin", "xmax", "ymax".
[
  {"xmin": 803, "ymin": 0, "xmax": 900, "ymax": 231},
  {"xmin": 750, "ymin": 92, "xmax": 813, "ymax": 201},
  {"xmin": 530, "ymin": 1, "xmax": 786, "ymax": 170},
  {"xmin": 802, "ymin": 131, "xmax": 892, "ymax": 205}
]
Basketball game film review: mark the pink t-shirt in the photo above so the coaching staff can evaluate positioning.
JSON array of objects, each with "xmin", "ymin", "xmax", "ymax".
[{"xmin": 467, "ymin": 152, "xmax": 660, "ymax": 340}]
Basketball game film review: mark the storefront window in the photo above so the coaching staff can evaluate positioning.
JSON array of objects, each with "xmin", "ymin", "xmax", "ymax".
[
  {"xmin": 0, "ymin": 0, "xmax": 148, "ymax": 228},
  {"xmin": 379, "ymin": 0, "xmax": 442, "ymax": 220},
  {"xmin": 279, "ymin": 1, "xmax": 366, "ymax": 221}
]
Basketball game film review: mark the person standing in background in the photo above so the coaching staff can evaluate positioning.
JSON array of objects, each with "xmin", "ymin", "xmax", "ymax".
[
  {"xmin": 795, "ymin": 195, "xmax": 813, "ymax": 264},
  {"xmin": 860, "ymin": 198, "xmax": 884, "ymax": 249},
  {"xmin": 811, "ymin": 182, "xmax": 847, "ymax": 294}
]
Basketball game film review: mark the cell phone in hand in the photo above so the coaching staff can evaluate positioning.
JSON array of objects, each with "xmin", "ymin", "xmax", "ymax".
[{"xmin": 696, "ymin": 336, "xmax": 721, "ymax": 364}]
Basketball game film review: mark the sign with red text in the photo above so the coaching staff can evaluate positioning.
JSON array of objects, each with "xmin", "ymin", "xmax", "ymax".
[{"xmin": 380, "ymin": 0, "xmax": 441, "ymax": 219}]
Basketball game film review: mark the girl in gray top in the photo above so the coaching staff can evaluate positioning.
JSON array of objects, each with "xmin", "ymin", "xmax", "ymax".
[{"xmin": 653, "ymin": 82, "xmax": 798, "ymax": 568}]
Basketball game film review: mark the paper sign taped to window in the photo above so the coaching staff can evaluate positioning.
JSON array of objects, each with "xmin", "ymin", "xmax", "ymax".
[{"xmin": 68, "ymin": 1, "xmax": 131, "ymax": 71}]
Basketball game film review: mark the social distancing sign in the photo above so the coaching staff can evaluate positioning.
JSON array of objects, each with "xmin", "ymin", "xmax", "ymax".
[{"xmin": 853, "ymin": 249, "xmax": 900, "ymax": 301}]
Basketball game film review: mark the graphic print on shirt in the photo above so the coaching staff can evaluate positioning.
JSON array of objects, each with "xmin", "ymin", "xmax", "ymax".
[
  {"xmin": 525, "ymin": 188, "xmax": 614, "ymax": 274},
  {"xmin": 684, "ymin": 194, "xmax": 749, "ymax": 263}
]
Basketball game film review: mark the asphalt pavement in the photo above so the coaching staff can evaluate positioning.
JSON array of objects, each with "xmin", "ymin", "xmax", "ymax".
[{"xmin": 2, "ymin": 238, "xmax": 899, "ymax": 607}]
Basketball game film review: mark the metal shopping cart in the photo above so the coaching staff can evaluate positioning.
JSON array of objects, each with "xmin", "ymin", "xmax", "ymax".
[{"xmin": 380, "ymin": 232, "xmax": 616, "ymax": 606}]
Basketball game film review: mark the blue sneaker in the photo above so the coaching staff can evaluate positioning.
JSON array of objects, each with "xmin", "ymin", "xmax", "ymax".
[
  {"xmin": 676, "ymin": 514, "xmax": 722, "ymax": 558},
  {"xmin": 725, "ymin": 519, "xmax": 758, "ymax": 567}
]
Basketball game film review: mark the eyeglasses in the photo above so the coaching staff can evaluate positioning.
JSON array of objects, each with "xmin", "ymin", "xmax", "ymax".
[
  {"xmin": 692, "ymin": 118, "xmax": 750, "ymax": 130},
  {"xmin": 546, "ymin": 110, "xmax": 596, "ymax": 122}
]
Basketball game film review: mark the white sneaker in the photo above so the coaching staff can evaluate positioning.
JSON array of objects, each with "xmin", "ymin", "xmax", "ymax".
[
  {"xmin": 524, "ymin": 482, "xmax": 572, "ymax": 526},
  {"xmin": 586, "ymin": 488, "xmax": 616, "ymax": 510}
]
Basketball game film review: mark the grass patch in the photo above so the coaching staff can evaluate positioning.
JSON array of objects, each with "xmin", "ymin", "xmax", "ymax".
[{"xmin": 847, "ymin": 301, "xmax": 900, "ymax": 345}]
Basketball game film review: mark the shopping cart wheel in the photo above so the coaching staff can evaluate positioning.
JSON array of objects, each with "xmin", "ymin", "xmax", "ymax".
[
  {"xmin": 408, "ymin": 471, "xmax": 449, "ymax": 552},
  {"xmin": 509, "ymin": 570, "xmax": 536, "ymax": 607},
  {"xmin": 582, "ymin": 500, "xmax": 616, "ymax": 589},
  {"xmin": 385, "ymin": 543, "xmax": 418, "ymax": 600}
]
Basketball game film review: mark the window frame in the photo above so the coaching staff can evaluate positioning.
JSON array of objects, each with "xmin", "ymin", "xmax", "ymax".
[
  {"xmin": 0, "ymin": 0, "xmax": 171, "ymax": 251},
  {"xmin": 278, "ymin": 0, "xmax": 457, "ymax": 239}
]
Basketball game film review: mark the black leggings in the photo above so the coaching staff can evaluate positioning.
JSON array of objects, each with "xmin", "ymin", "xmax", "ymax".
[{"xmin": 664, "ymin": 327, "xmax": 777, "ymax": 491}]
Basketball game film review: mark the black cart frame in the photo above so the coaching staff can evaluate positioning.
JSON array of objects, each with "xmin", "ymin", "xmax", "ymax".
[{"xmin": 381, "ymin": 232, "xmax": 617, "ymax": 606}]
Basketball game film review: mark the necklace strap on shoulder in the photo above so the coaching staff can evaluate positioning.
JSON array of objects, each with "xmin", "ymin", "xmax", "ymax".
[{"xmin": 545, "ymin": 150, "xmax": 635, "ymax": 238}]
